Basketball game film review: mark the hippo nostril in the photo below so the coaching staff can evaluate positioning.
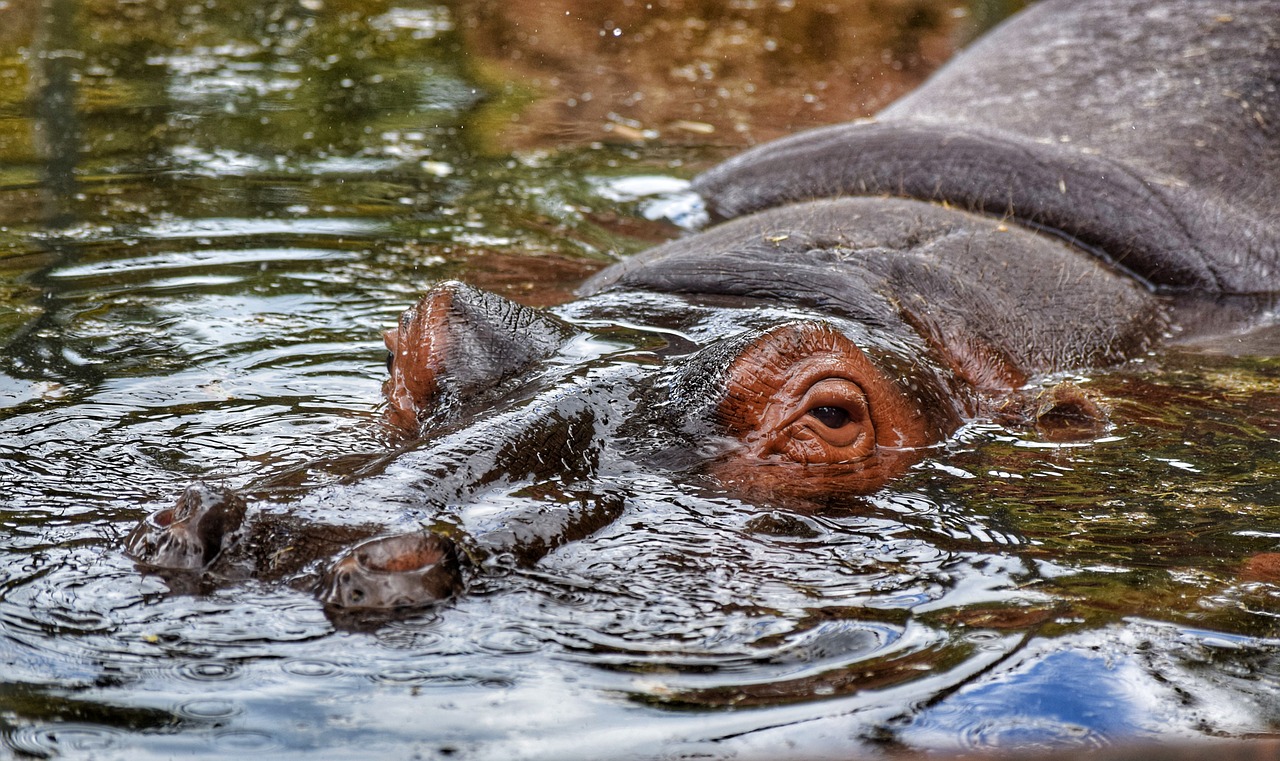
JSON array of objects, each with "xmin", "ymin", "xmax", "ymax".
[
  {"xmin": 126, "ymin": 484, "xmax": 246, "ymax": 571},
  {"xmin": 385, "ymin": 350, "xmax": 394, "ymax": 373},
  {"xmin": 319, "ymin": 533, "xmax": 461, "ymax": 610}
]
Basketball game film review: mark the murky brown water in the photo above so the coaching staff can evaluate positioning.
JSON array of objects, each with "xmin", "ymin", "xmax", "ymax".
[{"xmin": 2, "ymin": 0, "xmax": 1279, "ymax": 758}]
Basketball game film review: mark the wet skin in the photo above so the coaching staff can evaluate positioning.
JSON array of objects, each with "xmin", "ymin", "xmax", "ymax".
[{"xmin": 128, "ymin": 0, "xmax": 1280, "ymax": 610}]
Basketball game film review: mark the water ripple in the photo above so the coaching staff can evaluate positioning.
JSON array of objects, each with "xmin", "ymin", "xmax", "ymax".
[
  {"xmin": 177, "ymin": 660, "xmax": 239, "ymax": 682},
  {"xmin": 49, "ymin": 246, "xmax": 363, "ymax": 281},
  {"xmin": 7, "ymin": 723, "xmax": 126, "ymax": 758}
]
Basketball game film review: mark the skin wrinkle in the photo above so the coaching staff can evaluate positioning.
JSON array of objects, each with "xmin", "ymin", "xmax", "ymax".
[
  {"xmin": 712, "ymin": 322, "xmax": 939, "ymax": 490},
  {"xmin": 710, "ymin": 125, "xmax": 1219, "ymax": 289},
  {"xmin": 707, "ymin": 329, "xmax": 948, "ymax": 500}
]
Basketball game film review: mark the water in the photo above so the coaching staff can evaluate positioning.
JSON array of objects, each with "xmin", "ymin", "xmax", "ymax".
[{"xmin": 3, "ymin": 0, "xmax": 1279, "ymax": 758}]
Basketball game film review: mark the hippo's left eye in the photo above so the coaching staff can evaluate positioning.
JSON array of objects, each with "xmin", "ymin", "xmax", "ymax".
[
  {"xmin": 777, "ymin": 377, "xmax": 874, "ymax": 460},
  {"xmin": 711, "ymin": 322, "xmax": 934, "ymax": 485},
  {"xmin": 799, "ymin": 377, "xmax": 869, "ymax": 442},
  {"xmin": 808, "ymin": 406, "xmax": 851, "ymax": 429}
]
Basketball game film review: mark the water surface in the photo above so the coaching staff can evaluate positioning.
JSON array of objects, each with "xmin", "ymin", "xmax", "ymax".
[{"xmin": 3, "ymin": 0, "xmax": 1279, "ymax": 758}]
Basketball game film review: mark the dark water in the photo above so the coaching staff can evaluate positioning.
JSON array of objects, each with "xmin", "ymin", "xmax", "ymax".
[{"xmin": 2, "ymin": 0, "xmax": 1279, "ymax": 758}]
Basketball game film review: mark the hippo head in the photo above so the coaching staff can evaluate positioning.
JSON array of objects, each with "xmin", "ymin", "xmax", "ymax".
[{"xmin": 381, "ymin": 280, "xmax": 960, "ymax": 506}]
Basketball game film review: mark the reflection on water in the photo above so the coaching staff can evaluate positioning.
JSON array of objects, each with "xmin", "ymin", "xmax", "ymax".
[
  {"xmin": 3, "ymin": 0, "xmax": 1280, "ymax": 758},
  {"xmin": 456, "ymin": 0, "xmax": 983, "ymax": 150}
]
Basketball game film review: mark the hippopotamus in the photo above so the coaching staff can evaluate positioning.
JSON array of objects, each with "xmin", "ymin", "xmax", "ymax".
[{"xmin": 126, "ymin": 0, "xmax": 1280, "ymax": 611}]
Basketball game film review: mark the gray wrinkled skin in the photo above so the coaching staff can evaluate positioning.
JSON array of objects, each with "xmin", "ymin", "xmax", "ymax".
[{"xmin": 693, "ymin": 0, "xmax": 1280, "ymax": 293}]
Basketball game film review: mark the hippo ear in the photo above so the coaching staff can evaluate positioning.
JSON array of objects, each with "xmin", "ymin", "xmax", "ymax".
[{"xmin": 384, "ymin": 281, "xmax": 578, "ymax": 435}]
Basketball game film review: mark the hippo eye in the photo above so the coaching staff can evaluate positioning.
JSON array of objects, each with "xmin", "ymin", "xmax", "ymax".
[
  {"xmin": 808, "ymin": 405, "xmax": 851, "ymax": 429},
  {"xmin": 712, "ymin": 322, "xmax": 936, "ymax": 472},
  {"xmin": 385, "ymin": 350, "xmax": 394, "ymax": 373},
  {"xmin": 708, "ymin": 321, "xmax": 941, "ymax": 497},
  {"xmin": 789, "ymin": 378, "xmax": 872, "ymax": 452}
]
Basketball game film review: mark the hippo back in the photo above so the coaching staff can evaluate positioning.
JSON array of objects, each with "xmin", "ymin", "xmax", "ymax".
[{"xmin": 693, "ymin": 0, "xmax": 1280, "ymax": 293}]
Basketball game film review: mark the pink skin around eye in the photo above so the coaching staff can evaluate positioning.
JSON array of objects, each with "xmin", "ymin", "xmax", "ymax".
[{"xmin": 711, "ymin": 323, "xmax": 936, "ymax": 500}]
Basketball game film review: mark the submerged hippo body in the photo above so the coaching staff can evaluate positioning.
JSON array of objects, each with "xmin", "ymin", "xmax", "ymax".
[{"xmin": 129, "ymin": 0, "xmax": 1280, "ymax": 610}]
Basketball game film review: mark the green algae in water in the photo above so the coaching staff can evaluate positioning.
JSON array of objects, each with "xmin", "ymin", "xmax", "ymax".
[{"xmin": 900, "ymin": 351, "xmax": 1280, "ymax": 641}]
